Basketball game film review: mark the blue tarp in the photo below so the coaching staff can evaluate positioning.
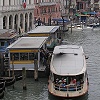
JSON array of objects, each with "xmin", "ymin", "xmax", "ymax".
[
  {"xmin": 52, "ymin": 18, "xmax": 70, "ymax": 23},
  {"xmin": 88, "ymin": 12, "xmax": 97, "ymax": 15}
]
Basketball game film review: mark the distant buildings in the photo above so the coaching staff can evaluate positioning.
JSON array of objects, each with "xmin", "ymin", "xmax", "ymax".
[
  {"xmin": 34, "ymin": 0, "xmax": 61, "ymax": 26},
  {"xmin": 0, "ymin": 0, "xmax": 35, "ymax": 32}
]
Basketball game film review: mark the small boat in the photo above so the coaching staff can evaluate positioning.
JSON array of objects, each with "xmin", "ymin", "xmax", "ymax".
[
  {"xmin": 15, "ymin": 75, "xmax": 23, "ymax": 81},
  {"xmin": 5, "ymin": 77, "xmax": 15, "ymax": 87},
  {"xmin": 0, "ymin": 77, "xmax": 15, "ymax": 87},
  {"xmin": 48, "ymin": 45, "xmax": 89, "ymax": 98},
  {"xmin": 68, "ymin": 24, "xmax": 92, "ymax": 32},
  {"xmin": 0, "ymin": 82, "xmax": 5, "ymax": 99}
]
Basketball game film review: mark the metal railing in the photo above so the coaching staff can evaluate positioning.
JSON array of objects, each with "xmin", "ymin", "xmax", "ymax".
[{"xmin": 54, "ymin": 84, "xmax": 83, "ymax": 91}]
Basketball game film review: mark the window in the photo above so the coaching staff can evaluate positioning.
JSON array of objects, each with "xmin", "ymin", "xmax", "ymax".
[
  {"xmin": 3, "ymin": 0, "xmax": 5, "ymax": 6},
  {"xmin": 10, "ymin": 52, "xmax": 36, "ymax": 61},
  {"xmin": 0, "ymin": 42, "xmax": 5, "ymax": 46},
  {"xmin": 29, "ymin": 53, "xmax": 34, "ymax": 60},
  {"xmin": 11, "ymin": 53, "xmax": 19, "ymax": 61},
  {"xmin": 29, "ymin": 0, "xmax": 31, "ymax": 4},
  {"xmin": 48, "ymin": 8, "xmax": 50, "ymax": 13},
  {"xmin": 20, "ymin": 53, "xmax": 28, "ymax": 60},
  {"xmin": 37, "ymin": 9, "xmax": 38, "ymax": 14},
  {"xmin": 36, "ymin": 0, "xmax": 39, "ymax": 3},
  {"xmin": 9, "ymin": 0, "xmax": 11, "ymax": 5}
]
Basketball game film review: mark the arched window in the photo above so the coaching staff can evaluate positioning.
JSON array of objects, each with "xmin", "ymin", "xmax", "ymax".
[
  {"xmin": 29, "ymin": 0, "xmax": 31, "ymax": 4},
  {"xmin": 3, "ymin": 0, "xmax": 5, "ymax": 6},
  {"xmin": 9, "ymin": 0, "xmax": 11, "ymax": 5}
]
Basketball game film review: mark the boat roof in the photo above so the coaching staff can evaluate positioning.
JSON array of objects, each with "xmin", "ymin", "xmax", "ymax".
[
  {"xmin": 50, "ymin": 45, "xmax": 86, "ymax": 76},
  {"xmin": 7, "ymin": 37, "xmax": 47, "ymax": 49},
  {"xmin": 27, "ymin": 26, "xmax": 59, "ymax": 34}
]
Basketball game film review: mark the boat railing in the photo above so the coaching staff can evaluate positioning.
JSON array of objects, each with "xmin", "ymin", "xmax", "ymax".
[{"xmin": 54, "ymin": 83, "xmax": 83, "ymax": 91}]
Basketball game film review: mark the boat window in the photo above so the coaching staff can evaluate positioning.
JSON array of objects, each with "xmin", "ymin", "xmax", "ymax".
[
  {"xmin": 20, "ymin": 53, "xmax": 28, "ymax": 60},
  {"xmin": 10, "ymin": 52, "xmax": 37, "ymax": 61}
]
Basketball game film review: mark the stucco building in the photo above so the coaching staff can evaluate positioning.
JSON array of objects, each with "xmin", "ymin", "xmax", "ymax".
[
  {"xmin": 34, "ymin": 0, "xmax": 61, "ymax": 26},
  {"xmin": 0, "ymin": 0, "xmax": 35, "ymax": 33}
]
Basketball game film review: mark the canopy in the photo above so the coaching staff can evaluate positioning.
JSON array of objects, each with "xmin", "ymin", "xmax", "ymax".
[
  {"xmin": 88, "ymin": 12, "xmax": 97, "ymax": 15},
  {"xmin": 52, "ymin": 18, "xmax": 70, "ymax": 23},
  {"xmin": 75, "ymin": 14, "xmax": 89, "ymax": 17}
]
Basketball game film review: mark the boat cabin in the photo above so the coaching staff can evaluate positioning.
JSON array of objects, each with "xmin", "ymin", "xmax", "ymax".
[{"xmin": 48, "ymin": 45, "xmax": 88, "ymax": 98}]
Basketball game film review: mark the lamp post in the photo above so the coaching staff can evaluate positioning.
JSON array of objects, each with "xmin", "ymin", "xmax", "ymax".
[{"xmin": 61, "ymin": 15, "xmax": 64, "ymax": 33}]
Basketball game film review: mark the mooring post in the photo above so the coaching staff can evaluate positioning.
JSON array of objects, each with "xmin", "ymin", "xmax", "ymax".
[
  {"xmin": 22, "ymin": 67, "xmax": 27, "ymax": 90},
  {"xmin": 34, "ymin": 59, "xmax": 38, "ymax": 81},
  {"xmin": 12, "ymin": 55, "xmax": 15, "ymax": 88},
  {"xmin": 71, "ymin": 21, "xmax": 72, "ymax": 33},
  {"xmin": 12, "ymin": 55, "xmax": 15, "ymax": 78}
]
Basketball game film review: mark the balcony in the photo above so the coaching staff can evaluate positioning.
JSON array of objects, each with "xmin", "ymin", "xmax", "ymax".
[
  {"xmin": 0, "ymin": 4, "xmax": 35, "ymax": 12},
  {"xmin": 39, "ymin": 2, "xmax": 56, "ymax": 7}
]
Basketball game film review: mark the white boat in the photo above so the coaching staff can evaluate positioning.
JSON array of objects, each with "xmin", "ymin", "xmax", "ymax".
[
  {"xmin": 48, "ymin": 45, "xmax": 89, "ymax": 98},
  {"xmin": 68, "ymin": 24, "xmax": 92, "ymax": 32}
]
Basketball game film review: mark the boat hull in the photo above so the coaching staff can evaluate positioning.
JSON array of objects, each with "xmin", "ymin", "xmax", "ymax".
[{"xmin": 48, "ymin": 80, "xmax": 89, "ymax": 98}]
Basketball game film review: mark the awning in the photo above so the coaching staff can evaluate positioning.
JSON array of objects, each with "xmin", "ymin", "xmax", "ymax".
[
  {"xmin": 52, "ymin": 18, "xmax": 70, "ymax": 23},
  {"xmin": 82, "ymin": 12, "xmax": 89, "ymax": 15},
  {"xmin": 75, "ymin": 14, "xmax": 89, "ymax": 17},
  {"xmin": 88, "ymin": 12, "xmax": 97, "ymax": 15}
]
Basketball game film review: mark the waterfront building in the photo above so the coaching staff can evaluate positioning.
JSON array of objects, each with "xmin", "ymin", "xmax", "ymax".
[
  {"xmin": 0, "ymin": 29, "xmax": 17, "ymax": 76},
  {"xmin": 0, "ymin": 0, "xmax": 35, "ymax": 33},
  {"xmin": 34, "ymin": 0, "xmax": 61, "ymax": 26},
  {"xmin": 7, "ymin": 37, "xmax": 48, "ymax": 75},
  {"xmin": 27, "ymin": 26, "xmax": 60, "ymax": 51}
]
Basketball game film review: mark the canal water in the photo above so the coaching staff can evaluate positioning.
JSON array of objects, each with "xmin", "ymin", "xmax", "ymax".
[{"xmin": 2, "ymin": 29, "xmax": 100, "ymax": 100}]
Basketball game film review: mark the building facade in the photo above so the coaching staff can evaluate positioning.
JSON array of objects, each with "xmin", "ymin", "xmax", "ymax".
[
  {"xmin": 34, "ymin": 0, "xmax": 61, "ymax": 26},
  {"xmin": 0, "ymin": 0, "xmax": 35, "ymax": 33}
]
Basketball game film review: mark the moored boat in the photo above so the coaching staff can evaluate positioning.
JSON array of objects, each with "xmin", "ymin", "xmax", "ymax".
[
  {"xmin": 0, "ymin": 82, "xmax": 5, "ymax": 99},
  {"xmin": 0, "ymin": 77, "xmax": 15, "ymax": 87},
  {"xmin": 48, "ymin": 45, "xmax": 89, "ymax": 98},
  {"xmin": 5, "ymin": 77, "xmax": 15, "ymax": 87}
]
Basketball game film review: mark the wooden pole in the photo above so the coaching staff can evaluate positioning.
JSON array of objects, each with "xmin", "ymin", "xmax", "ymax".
[
  {"xmin": 12, "ymin": 55, "xmax": 15, "ymax": 88},
  {"xmin": 22, "ymin": 67, "xmax": 27, "ymax": 90},
  {"xmin": 71, "ymin": 21, "xmax": 72, "ymax": 33},
  {"xmin": 34, "ymin": 59, "xmax": 38, "ymax": 81},
  {"xmin": 12, "ymin": 55, "xmax": 14, "ymax": 78}
]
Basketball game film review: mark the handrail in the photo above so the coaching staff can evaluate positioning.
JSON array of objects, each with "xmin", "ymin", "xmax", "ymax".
[{"xmin": 54, "ymin": 83, "xmax": 83, "ymax": 91}]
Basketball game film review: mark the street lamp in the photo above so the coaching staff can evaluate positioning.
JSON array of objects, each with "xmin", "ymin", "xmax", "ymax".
[{"xmin": 61, "ymin": 15, "xmax": 64, "ymax": 32}]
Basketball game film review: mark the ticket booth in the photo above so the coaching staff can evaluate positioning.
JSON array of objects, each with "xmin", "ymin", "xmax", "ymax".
[
  {"xmin": 7, "ymin": 37, "xmax": 48, "ymax": 71},
  {"xmin": 27, "ymin": 26, "xmax": 60, "ymax": 51}
]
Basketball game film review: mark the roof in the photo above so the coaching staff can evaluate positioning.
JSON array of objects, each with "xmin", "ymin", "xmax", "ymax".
[
  {"xmin": 0, "ymin": 29, "xmax": 17, "ymax": 39},
  {"xmin": 88, "ymin": 11, "xmax": 97, "ymax": 15},
  {"xmin": 27, "ymin": 26, "xmax": 59, "ymax": 34},
  {"xmin": 50, "ymin": 45, "xmax": 86, "ymax": 76},
  {"xmin": 7, "ymin": 37, "xmax": 47, "ymax": 49},
  {"xmin": 52, "ymin": 18, "xmax": 70, "ymax": 23}
]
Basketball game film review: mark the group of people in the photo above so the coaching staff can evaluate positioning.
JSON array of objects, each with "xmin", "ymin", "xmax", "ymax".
[{"xmin": 54, "ymin": 77, "xmax": 84, "ymax": 88}]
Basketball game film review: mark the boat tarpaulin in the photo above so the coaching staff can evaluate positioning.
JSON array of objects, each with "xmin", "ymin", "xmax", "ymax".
[{"xmin": 52, "ymin": 18, "xmax": 70, "ymax": 23}]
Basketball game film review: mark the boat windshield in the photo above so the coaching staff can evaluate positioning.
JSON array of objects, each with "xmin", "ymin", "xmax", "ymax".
[{"xmin": 53, "ymin": 74, "xmax": 84, "ymax": 91}]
